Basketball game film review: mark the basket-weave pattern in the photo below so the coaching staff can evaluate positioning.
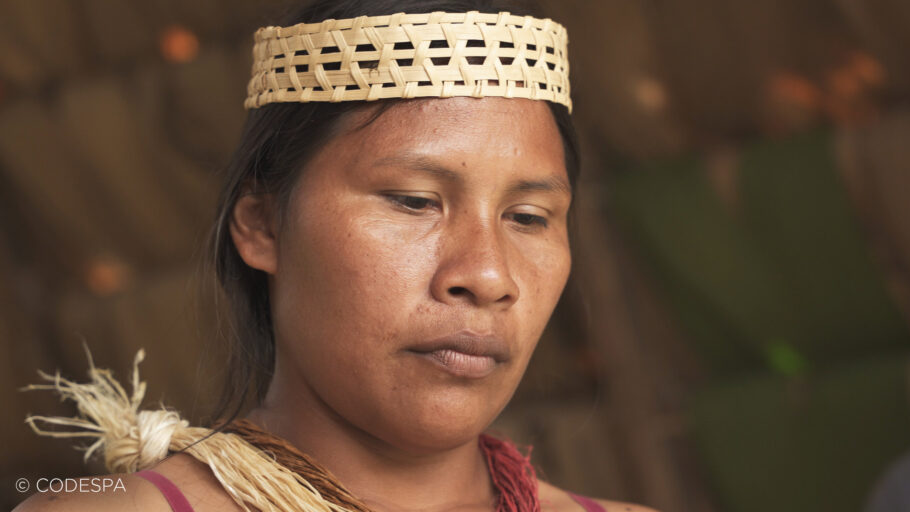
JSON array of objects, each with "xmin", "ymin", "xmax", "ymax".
[{"xmin": 245, "ymin": 11, "xmax": 571, "ymax": 111}]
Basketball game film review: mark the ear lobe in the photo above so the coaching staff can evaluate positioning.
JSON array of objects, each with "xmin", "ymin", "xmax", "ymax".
[{"xmin": 230, "ymin": 193, "xmax": 279, "ymax": 275}]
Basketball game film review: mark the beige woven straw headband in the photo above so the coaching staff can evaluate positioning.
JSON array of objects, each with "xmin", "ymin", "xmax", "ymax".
[{"xmin": 245, "ymin": 11, "xmax": 571, "ymax": 112}]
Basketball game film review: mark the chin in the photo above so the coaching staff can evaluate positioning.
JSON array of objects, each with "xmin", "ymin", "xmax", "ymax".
[
  {"xmin": 381, "ymin": 421, "xmax": 488, "ymax": 455},
  {"xmin": 367, "ymin": 394, "xmax": 506, "ymax": 455}
]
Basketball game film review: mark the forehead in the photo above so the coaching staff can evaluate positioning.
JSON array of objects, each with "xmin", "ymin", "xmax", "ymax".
[{"xmin": 339, "ymin": 97, "xmax": 566, "ymax": 170}]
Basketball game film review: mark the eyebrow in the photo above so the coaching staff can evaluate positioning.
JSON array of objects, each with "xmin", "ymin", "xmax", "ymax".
[{"xmin": 371, "ymin": 154, "xmax": 572, "ymax": 196}]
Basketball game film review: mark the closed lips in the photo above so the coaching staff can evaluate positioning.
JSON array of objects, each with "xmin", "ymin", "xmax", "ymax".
[
  {"xmin": 406, "ymin": 331, "xmax": 509, "ymax": 378},
  {"xmin": 406, "ymin": 331, "xmax": 510, "ymax": 362}
]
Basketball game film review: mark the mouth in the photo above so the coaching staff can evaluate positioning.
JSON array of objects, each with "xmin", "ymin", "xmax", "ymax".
[{"xmin": 406, "ymin": 331, "xmax": 509, "ymax": 379}]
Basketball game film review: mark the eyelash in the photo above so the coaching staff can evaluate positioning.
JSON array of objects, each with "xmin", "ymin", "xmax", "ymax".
[
  {"xmin": 509, "ymin": 212, "xmax": 548, "ymax": 228},
  {"xmin": 386, "ymin": 194, "xmax": 439, "ymax": 211},
  {"xmin": 385, "ymin": 194, "xmax": 549, "ymax": 230}
]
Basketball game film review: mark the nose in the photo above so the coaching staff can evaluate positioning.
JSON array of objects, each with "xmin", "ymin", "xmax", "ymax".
[{"xmin": 430, "ymin": 216, "xmax": 519, "ymax": 309}]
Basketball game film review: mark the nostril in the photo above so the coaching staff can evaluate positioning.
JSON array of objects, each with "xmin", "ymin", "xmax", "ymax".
[{"xmin": 449, "ymin": 286, "xmax": 468, "ymax": 296}]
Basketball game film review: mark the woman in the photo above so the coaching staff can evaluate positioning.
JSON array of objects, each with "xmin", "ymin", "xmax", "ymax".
[{"xmin": 16, "ymin": 0, "xmax": 658, "ymax": 511}]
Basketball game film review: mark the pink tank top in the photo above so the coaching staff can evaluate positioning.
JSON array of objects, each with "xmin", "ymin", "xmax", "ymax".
[
  {"xmin": 135, "ymin": 470, "xmax": 196, "ymax": 512},
  {"xmin": 136, "ymin": 469, "xmax": 607, "ymax": 512},
  {"xmin": 569, "ymin": 492, "xmax": 608, "ymax": 511}
]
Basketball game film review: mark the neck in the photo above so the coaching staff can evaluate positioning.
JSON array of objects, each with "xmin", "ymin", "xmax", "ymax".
[{"xmin": 245, "ymin": 366, "xmax": 498, "ymax": 512}]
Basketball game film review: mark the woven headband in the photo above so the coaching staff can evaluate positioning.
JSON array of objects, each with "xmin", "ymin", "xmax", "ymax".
[{"xmin": 245, "ymin": 11, "xmax": 571, "ymax": 112}]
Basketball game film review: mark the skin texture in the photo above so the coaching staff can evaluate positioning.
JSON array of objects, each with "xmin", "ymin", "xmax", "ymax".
[{"xmin": 14, "ymin": 97, "xmax": 660, "ymax": 512}]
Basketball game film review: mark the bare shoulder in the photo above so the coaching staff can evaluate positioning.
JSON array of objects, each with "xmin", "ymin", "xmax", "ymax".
[
  {"xmin": 13, "ymin": 453, "xmax": 243, "ymax": 512},
  {"xmin": 12, "ymin": 472, "xmax": 171, "ymax": 512},
  {"xmin": 537, "ymin": 479, "xmax": 661, "ymax": 512}
]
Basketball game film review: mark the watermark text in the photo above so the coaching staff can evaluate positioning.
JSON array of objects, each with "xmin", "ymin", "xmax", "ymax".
[{"xmin": 16, "ymin": 477, "xmax": 126, "ymax": 493}]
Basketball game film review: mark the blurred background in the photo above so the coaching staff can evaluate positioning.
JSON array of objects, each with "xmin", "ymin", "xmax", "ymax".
[{"xmin": 2, "ymin": 0, "xmax": 909, "ymax": 511}]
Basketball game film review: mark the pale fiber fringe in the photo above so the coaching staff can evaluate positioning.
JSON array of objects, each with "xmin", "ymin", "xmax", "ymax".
[
  {"xmin": 245, "ymin": 10, "xmax": 571, "ymax": 111},
  {"xmin": 22, "ymin": 346, "xmax": 356, "ymax": 512}
]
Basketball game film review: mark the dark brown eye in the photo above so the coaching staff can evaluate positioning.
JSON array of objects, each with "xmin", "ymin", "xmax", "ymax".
[
  {"xmin": 387, "ymin": 194, "xmax": 437, "ymax": 211},
  {"xmin": 510, "ymin": 212, "xmax": 548, "ymax": 228}
]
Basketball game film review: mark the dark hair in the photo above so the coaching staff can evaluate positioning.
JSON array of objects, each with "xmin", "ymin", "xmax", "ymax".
[{"xmin": 206, "ymin": 0, "xmax": 580, "ymax": 426}]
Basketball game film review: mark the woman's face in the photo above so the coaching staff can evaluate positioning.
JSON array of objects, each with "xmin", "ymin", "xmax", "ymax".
[{"xmin": 265, "ymin": 97, "xmax": 571, "ymax": 453}]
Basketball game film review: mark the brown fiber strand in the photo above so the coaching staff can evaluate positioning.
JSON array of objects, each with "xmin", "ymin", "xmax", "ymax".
[{"xmin": 221, "ymin": 419, "xmax": 373, "ymax": 512}]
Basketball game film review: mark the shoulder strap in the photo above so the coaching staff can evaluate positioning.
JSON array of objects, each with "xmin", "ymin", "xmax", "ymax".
[
  {"xmin": 135, "ymin": 470, "xmax": 196, "ymax": 512},
  {"xmin": 568, "ymin": 492, "xmax": 607, "ymax": 512}
]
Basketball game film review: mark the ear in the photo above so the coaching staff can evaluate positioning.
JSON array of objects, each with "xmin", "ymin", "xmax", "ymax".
[{"xmin": 230, "ymin": 192, "xmax": 279, "ymax": 275}]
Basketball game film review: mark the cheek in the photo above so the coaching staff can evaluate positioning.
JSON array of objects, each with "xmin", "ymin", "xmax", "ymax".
[
  {"xmin": 332, "ymin": 216, "xmax": 438, "ymax": 313},
  {"xmin": 518, "ymin": 237, "xmax": 571, "ymax": 312},
  {"xmin": 276, "ymin": 202, "xmax": 439, "ymax": 352},
  {"xmin": 511, "ymin": 242, "xmax": 571, "ymax": 350}
]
